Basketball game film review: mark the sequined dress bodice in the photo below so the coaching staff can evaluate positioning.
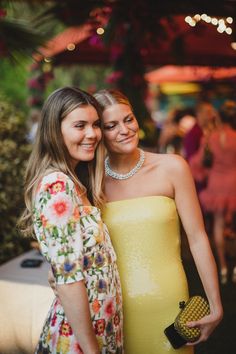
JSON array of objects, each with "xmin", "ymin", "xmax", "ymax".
[{"xmin": 102, "ymin": 196, "xmax": 192, "ymax": 354}]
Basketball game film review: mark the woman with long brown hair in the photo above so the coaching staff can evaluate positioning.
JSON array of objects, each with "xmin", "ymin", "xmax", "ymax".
[{"xmin": 19, "ymin": 87, "xmax": 123, "ymax": 354}]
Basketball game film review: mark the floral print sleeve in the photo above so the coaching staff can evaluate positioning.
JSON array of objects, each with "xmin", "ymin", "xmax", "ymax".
[{"xmin": 34, "ymin": 172, "xmax": 84, "ymax": 285}]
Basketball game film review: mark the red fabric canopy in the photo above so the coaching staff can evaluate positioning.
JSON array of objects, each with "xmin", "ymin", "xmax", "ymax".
[
  {"xmin": 35, "ymin": 16, "xmax": 236, "ymax": 67},
  {"xmin": 34, "ymin": 24, "xmax": 93, "ymax": 61}
]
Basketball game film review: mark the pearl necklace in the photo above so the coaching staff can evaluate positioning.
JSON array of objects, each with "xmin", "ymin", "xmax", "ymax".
[{"xmin": 105, "ymin": 149, "xmax": 145, "ymax": 180}]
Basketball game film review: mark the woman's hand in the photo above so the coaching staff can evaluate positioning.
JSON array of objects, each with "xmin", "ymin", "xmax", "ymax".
[
  {"xmin": 186, "ymin": 309, "xmax": 223, "ymax": 345},
  {"xmin": 48, "ymin": 269, "xmax": 58, "ymax": 296}
]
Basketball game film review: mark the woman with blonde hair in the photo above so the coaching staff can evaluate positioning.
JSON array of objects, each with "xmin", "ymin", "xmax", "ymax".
[
  {"xmin": 19, "ymin": 87, "xmax": 123, "ymax": 354},
  {"xmin": 93, "ymin": 89, "xmax": 223, "ymax": 354}
]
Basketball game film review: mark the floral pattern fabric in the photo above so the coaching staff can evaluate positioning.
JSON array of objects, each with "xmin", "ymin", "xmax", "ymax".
[{"xmin": 33, "ymin": 172, "xmax": 123, "ymax": 354}]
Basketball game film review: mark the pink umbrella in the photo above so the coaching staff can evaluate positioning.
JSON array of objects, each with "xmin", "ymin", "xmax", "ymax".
[{"xmin": 145, "ymin": 65, "xmax": 236, "ymax": 83}]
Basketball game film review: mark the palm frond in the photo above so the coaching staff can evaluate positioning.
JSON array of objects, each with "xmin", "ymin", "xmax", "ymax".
[
  {"xmin": 34, "ymin": 0, "xmax": 106, "ymax": 27},
  {"xmin": 0, "ymin": 18, "xmax": 49, "ymax": 62}
]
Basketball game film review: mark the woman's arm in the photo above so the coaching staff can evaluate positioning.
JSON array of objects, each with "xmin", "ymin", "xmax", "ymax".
[
  {"xmin": 58, "ymin": 281, "xmax": 99, "ymax": 354},
  {"xmin": 169, "ymin": 156, "xmax": 223, "ymax": 343},
  {"xmin": 36, "ymin": 172, "xmax": 99, "ymax": 354},
  {"xmin": 48, "ymin": 270, "xmax": 99, "ymax": 353},
  {"xmin": 48, "ymin": 268, "xmax": 57, "ymax": 294}
]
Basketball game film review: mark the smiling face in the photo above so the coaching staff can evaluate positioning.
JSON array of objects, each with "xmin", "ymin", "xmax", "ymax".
[
  {"xmin": 61, "ymin": 105, "xmax": 102, "ymax": 167},
  {"xmin": 102, "ymin": 103, "xmax": 139, "ymax": 154}
]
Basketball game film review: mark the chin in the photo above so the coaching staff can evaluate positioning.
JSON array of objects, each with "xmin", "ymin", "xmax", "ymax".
[
  {"xmin": 117, "ymin": 144, "xmax": 138, "ymax": 155},
  {"xmin": 76, "ymin": 152, "xmax": 96, "ymax": 162},
  {"xmin": 124, "ymin": 139, "xmax": 139, "ymax": 149}
]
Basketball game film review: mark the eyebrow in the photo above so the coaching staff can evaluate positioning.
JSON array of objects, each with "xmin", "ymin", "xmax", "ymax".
[
  {"xmin": 73, "ymin": 118, "xmax": 100, "ymax": 123},
  {"xmin": 124, "ymin": 113, "xmax": 133, "ymax": 119},
  {"xmin": 104, "ymin": 113, "xmax": 133, "ymax": 124}
]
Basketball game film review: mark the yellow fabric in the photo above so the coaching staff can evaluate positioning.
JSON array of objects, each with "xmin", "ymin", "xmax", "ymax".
[{"xmin": 102, "ymin": 196, "xmax": 193, "ymax": 354}]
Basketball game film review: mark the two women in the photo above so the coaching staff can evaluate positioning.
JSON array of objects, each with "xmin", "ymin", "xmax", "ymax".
[{"xmin": 21, "ymin": 87, "xmax": 222, "ymax": 354}]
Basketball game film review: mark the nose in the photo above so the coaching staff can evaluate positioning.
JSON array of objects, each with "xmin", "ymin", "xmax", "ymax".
[
  {"xmin": 85, "ymin": 125, "xmax": 97, "ymax": 139},
  {"xmin": 119, "ymin": 123, "xmax": 129, "ymax": 134}
]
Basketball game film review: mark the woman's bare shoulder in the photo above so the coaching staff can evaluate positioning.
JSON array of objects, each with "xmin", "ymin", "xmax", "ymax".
[{"xmin": 146, "ymin": 152, "xmax": 187, "ymax": 171}]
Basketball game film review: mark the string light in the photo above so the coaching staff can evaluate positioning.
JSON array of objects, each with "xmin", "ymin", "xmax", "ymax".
[
  {"xmin": 185, "ymin": 13, "xmax": 233, "ymax": 36},
  {"xmin": 200, "ymin": 14, "xmax": 208, "ymax": 21},
  {"xmin": 194, "ymin": 14, "xmax": 201, "ymax": 21},
  {"xmin": 44, "ymin": 57, "xmax": 52, "ymax": 63},
  {"xmin": 189, "ymin": 20, "xmax": 196, "ymax": 27},
  {"xmin": 185, "ymin": 13, "xmax": 236, "ymax": 50},
  {"xmin": 231, "ymin": 42, "xmax": 236, "ymax": 50},
  {"xmin": 226, "ymin": 17, "xmax": 233, "ymax": 24},
  {"xmin": 96, "ymin": 27, "xmax": 105, "ymax": 35},
  {"xmin": 205, "ymin": 16, "xmax": 211, "ymax": 23},
  {"xmin": 211, "ymin": 18, "xmax": 218, "ymax": 25},
  {"xmin": 185, "ymin": 16, "xmax": 192, "ymax": 24},
  {"xmin": 217, "ymin": 27, "xmax": 225, "ymax": 33},
  {"xmin": 67, "ymin": 43, "xmax": 76, "ymax": 51},
  {"xmin": 226, "ymin": 27, "xmax": 232, "ymax": 35}
]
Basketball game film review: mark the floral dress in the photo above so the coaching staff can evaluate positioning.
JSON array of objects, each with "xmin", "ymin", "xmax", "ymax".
[{"xmin": 33, "ymin": 172, "xmax": 123, "ymax": 354}]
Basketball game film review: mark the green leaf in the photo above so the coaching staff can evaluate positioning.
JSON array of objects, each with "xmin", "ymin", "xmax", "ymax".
[
  {"xmin": 90, "ymin": 214, "xmax": 97, "ymax": 223},
  {"xmin": 52, "ymin": 226, "xmax": 59, "ymax": 238},
  {"xmin": 0, "ymin": 18, "xmax": 49, "ymax": 63},
  {"xmin": 80, "ymin": 218, "xmax": 84, "ymax": 228}
]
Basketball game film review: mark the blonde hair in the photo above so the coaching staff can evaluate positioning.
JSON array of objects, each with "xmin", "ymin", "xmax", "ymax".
[
  {"xmin": 94, "ymin": 89, "xmax": 132, "ymax": 112},
  {"xmin": 19, "ymin": 87, "xmax": 105, "ymax": 237}
]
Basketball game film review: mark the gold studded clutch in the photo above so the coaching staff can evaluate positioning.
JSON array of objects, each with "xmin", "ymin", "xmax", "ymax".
[{"xmin": 174, "ymin": 296, "xmax": 210, "ymax": 342}]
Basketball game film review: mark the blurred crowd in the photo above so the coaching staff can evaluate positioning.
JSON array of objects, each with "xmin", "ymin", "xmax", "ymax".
[{"xmin": 157, "ymin": 100, "xmax": 236, "ymax": 285}]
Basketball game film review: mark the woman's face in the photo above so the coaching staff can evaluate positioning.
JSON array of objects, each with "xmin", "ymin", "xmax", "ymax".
[
  {"xmin": 102, "ymin": 103, "xmax": 139, "ymax": 154},
  {"xmin": 61, "ymin": 105, "xmax": 102, "ymax": 167}
]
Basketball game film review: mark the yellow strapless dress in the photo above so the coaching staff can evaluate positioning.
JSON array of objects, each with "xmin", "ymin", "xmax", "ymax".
[{"xmin": 102, "ymin": 196, "xmax": 193, "ymax": 354}]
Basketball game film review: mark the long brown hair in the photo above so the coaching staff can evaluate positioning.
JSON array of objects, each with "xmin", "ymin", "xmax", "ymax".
[{"xmin": 19, "ymin": 87, "xmax": 105, "ymax": 236}]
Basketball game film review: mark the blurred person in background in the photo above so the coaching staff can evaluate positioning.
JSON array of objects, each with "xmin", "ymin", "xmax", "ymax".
[
  {"xmin": 183, "ymin": 102, "xmax": 218, "ymax": 162},
  {"xmin": 190, "ymin": 100, "xmax": 236, "ymax": 285},
  {"xmin": 158, "ymin": 108, "xmax": 195, "ymax": 154}
]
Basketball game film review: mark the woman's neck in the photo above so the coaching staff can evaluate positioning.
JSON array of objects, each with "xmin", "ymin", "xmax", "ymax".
[{"xmin": 107, "ymin": 149, "xmax": 141, "ymax": 174}]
